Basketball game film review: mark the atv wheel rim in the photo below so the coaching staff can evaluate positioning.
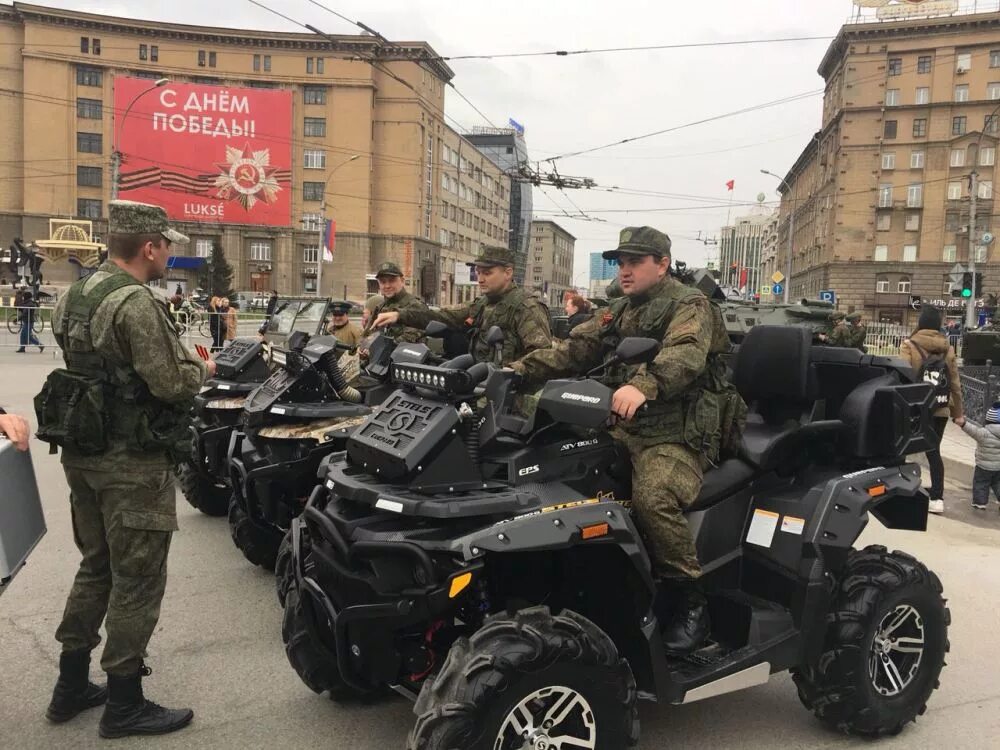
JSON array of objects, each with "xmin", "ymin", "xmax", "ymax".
[
  {"xmin": 494, "ymin": 685, "xmax": 596, "ymax": 750},
  {"xmin": 868, "ymin": 604, "xmax": 925, "ymax": 697}
]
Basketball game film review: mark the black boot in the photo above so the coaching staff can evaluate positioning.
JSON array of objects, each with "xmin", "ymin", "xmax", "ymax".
[
  {"xmin": 46, "ymin": 649, "xmax": 108, "ymax": 723},
  {"xmin": 662, "ymin": 585, "xmax": 711, "ymax": 655},
  {"xmin": 98, "ymin": 666, "xmax": 193, "ymax": 739}
]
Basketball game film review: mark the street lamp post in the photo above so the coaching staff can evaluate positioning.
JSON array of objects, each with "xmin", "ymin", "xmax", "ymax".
[
  {"xmin": 111, "ymin": 78, "xmax": 169, "ymax": 200},
  {"xmin": 315, "ymin": 154, "xmax": 360, "ymax": 297},
  {"xmin": 761, "ymin": 168, "xmax": 794, "ymax": 304}
]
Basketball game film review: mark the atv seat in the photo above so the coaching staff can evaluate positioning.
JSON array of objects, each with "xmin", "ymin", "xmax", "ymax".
[
  {"xmin": 733, "ymin": 325, "xmax": 818, "ymax": 471},
  {"xmin": 686, "ymin": 458, "xmax": 755, "ymax": 513}
]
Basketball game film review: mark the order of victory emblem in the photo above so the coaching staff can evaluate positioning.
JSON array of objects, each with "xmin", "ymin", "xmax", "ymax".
[{"xmin": 215, "ymin": 143, "xmax": 283, "ymax": 210}]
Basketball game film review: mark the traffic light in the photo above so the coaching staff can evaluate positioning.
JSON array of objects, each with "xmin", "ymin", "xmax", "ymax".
[{"xmin": 961, "ymin": 272, "xmax": 974, "ymax": 298}]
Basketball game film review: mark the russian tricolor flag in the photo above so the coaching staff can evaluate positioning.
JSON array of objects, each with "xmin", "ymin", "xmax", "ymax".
[{"xmin": 322, "ymin": 219, "xmax": 336, "ymax": 262}]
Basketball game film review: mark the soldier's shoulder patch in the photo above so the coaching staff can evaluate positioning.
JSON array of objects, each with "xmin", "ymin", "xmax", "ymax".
[
  {"xmin": 601, "ymin": 310, "xmax": 614, "ymax": 327},
  {"xmin": 465, "ymin": 316, "xmax": 474, "ymax": 327}
]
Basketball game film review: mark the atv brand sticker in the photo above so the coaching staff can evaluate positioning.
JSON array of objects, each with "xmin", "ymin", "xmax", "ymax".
[
  {"xmin": 597, "ymin": 490, "xmax": 616, "ymax": 502},
  {"xmin": 781, "ymin": 516, "xmax": 805, "ymax": 536},
  {"xmin": 542, "ymin": 498, "xmax": 600, "ymax": 513},
  {"xmin": 560, "ymin": 392, "xmax": 602, "ymax": 404},
  {"xmin": 271, "ymin": 406, "xmax": 286, "ymax": 415},
  {"xmin": 746, "ymin": 509, "xmax": 779, "ymax": 548},
  {"xmin": 842, "ymin": 466, "xmax": 885, "ymax": 479},
  {"xmin": 375, "ymin": 498, "xmax": 405, "ymax": 513},
  {"xmin": 493, "ymin": 509, "xmax": 542, "ymax": 526},
  {"xmin": 560, "ymin": 438, "xmax": 599, "ymax": 452},
  {"xmin": 401, "ymin": 348, "xmax": 423, "ymax": 357},
  {"xmin": 518, "ymin": 465, "xmax": 540, "ymax": 477}
]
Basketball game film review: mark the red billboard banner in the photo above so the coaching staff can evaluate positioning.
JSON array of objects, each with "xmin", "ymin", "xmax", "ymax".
[{"xmin": 114, "ymin": 77, "xmax": 293, "ymax": 227}]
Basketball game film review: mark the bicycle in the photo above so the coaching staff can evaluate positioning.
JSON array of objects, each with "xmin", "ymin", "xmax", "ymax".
[{"xmin": 5, "ymin": 308, "xmax": 44, "ymax": 336}]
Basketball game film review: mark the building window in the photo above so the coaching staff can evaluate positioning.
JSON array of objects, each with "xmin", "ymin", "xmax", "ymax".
[
  {"xmin": 306, "ymin": 57, "xmax": 313, "ymax": 74},
  {"xmin": 957, "ymin": 53, "xmax": 972, "ymax": 72},
  {"xmin": 151, "ymin": 45, "xmax": 158, "ymax": 62},
  {"xmin": 903, "ymin": 245, "xmax": 917, "ymax": 263},
  {"xmin": 915, "ymin": 87, "xmax": 930, "ymax": 105},
  {"xmin": 943, "ymin": 245, "xmax": 957, "ymax": 262},
  {"xmin": 877, "ymin": 212, "xmax": 891, "ymax": 231},
  {"xmin": 982, "ymin": 147, "xmax": 996, "ymax": 166},
  {"xmin": 878, "ymin": 184, "xmax": 893, "ymax": 208},
  {"xmin": 950, "ymin": 149, "xmax": 966, "ymax": 168},
  {"xmin": 76, "ymin": 132, "xmax": 102, "ymax": 154},
  {"xmin": 76, "ymin": 67, "xmax": 102, "ymax": 87},
  {"xmin": 955, "ymin": 84, "xmax": 969, "ymax": 102},
  {"xmin": 80, "ymin": 36, "xmax": 88, "ymax": 54},
  {"xmin": 987, "ymin": 115, "xmax": 1000, "ymax": 134},
  {"xmin": 885, "ymin": 89, "xmax": 900, "ymax": 107},
  {"xmin": 209, "ymin": 51, "xmax": 217, "ymax": 67},
  {"xmin": 304, "ymin": 117, "xmax": 326, "ymax": 137},
  {"xmin": 980, "ymin": 180, "xmax": 993, "ymax": 200},
  {"xmin": 139, "ymin": 44, "xmax": 148, "ymax": 61},
  {"xmin": 264, "ymin": 55, "xmax": 271, "ymax": 72},
  {"xmin": 881, "ymin": 152, "xmax": 895, "ymax": 170},
  {"xmin": 198, "ymin": 50, "xmax": 206, "ymax": 67},
  {"xmin": 195, "ymin": 239, "xmax": 212, "ymax": 258},
  {"xmin": 307, "ymin": 57, "xmax": 324, "ymax": 74},
  {"xmin": 302, "ymin": 246, "xmax": 319, "ymax": 264},
  {"xmin": 317, "ymin": 57, "xmax": 324, "ymax": 74},
  {"xmin": 888, "ymin": 57, "xmax": 902, "ymax": 76},
  {"xmin": 992, "ymin": 50, "xmax": 1000, "ymax": 68},
  {"xmin": 253, "ymin": 54, "xmax": 260, "ymax": 72},
  {"xmin": 948, "ymin": 181, "xmax": 963, "ymax": 200},
  {"xmin": 77, "ymin": 166, "xmax": 102, "ymax": 187},
  {"xmin": 884, "ymin": 120, "xmax": 897, "ymax": 139},
  {"xmin": 946, "ymin": 212, "xmax": 960, "ymax": 231},
  {"xmin": 875, "ymin": 246, "xmax": 889, "ymax": 263},
  {"xmin": 990, "ymin": 83, "xmax": 1000, "ymax": 101},
  {"xmin": 898, "ymin": 276, "xmax": 912, "ymax": 293},
  {"xmin": 93, "ymin": 39, "xmax": 101, "ymax": 55},
  {"xmin": 905, "ymin": 213, "xmax": 920, "ymax": 232},
  {"xmin": 303, "ymin": 149, "xmax": 326, "ymax": 169},
  {"xmin": 912, "ymin": 118, "xmax": 927, "ymax": 137},
  {"xmin": 301, "ymin": 213, "xmax": 322, "ymax": 231},
  {"xmin": 953, "ymin": 116, "xmax": 967, "ymax": 136},
  {"xmin": 907, "ymin": 184, "xmax": 923, "ymax": 208},
  {"xmin": 77, "ymin": 198, "xmax": 101, "ymax": 219},
  {"xmin": 918, "ymin": 55, "xmax": 932, "ymax": 73},
  {"xmin": 249, "ymin": 241, "xmax": 272, "ymax": 261},
  {"xmin": 876, "ymin": 276, "xmax": 890, "ymax": 292},
  {"xmin": 303, "ymin": 181, "xmax": 324, "ymax": 201},
  {"xmin": 304, "ymin": 85, "xmax": 326, "ymax": 105},
  {"xmin": 911, "ymin": 150, "xmax": 925, "ymax": 169}
]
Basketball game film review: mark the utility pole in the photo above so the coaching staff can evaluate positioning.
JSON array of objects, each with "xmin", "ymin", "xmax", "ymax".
[
  {"xmin": 111, "ymin": 78, "xmax": 168, "ymax": 200},
  {"xmin": 968, "ymin": 167, "xmax": 979, "ymax": 329},
  {"xmin": 761, "ymin": 168, "xmax": 794, "ymax": 304},
  {"xmin": 316, "ymin": 154, "xmax": 360, "ymax": 298}
]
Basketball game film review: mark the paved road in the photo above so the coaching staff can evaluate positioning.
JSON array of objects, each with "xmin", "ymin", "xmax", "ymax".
[{"xmin": 2, "ymin": 350, "xmax": 1000, "ymax": 749}]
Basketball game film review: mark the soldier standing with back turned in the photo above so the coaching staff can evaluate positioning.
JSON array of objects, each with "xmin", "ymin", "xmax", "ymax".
[{"xmin": 39, "ymin": 200, "xmax": 214, "ymax": 738}]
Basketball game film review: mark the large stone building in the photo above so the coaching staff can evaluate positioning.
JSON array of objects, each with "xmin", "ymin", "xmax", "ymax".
[
  {"xmin": 529, "ymin": 220, "xmax": 575, "ymax": 307},
  {"xmin": 0, "ymin": 3, "xmax": 510, "ymax": 304},
  {"xmin": 719, "ymin": 209, "xmax": 773, "ymax": 300},
  {"xmin": 776, "ymin": 8, "xmax": 1000, "ymax": 325}
]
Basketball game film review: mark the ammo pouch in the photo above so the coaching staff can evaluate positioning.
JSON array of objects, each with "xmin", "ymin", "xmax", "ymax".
[
  {"xmin": 34, "ymin": 369, "xmax": 110, "ymax": 456},
  {"xmin": 119, "ymin": 382, "xmax": 192, "ymax": 462}
]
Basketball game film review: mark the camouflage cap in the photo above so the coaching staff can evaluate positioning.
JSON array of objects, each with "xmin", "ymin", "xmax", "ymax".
[
  {"xmin": 602, "ymin": 227, "xmax": 671, "ymax": 260},
  {"xmin": 364, "ymin": 294, "xmax": 385, "ymax": 312},
  {"xmin": 375, "ymin": 261, "xmax": 403, "ymax": 278},
  {"xmin": 846, "ymin": 311, "xmax": 863, "ymax": 322},
  {"xmin": 830, "ymin": 311, "xmax": 846, "ymax": 321},
  {"xmin": 109, "ymin": 200, "xmax": 189, "ymax": 245},
  {"xmin": 468, "ymin": 245, "xmax": 516, "ymax": 268}
]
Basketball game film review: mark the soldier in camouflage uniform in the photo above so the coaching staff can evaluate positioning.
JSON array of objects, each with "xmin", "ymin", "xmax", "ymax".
[
  {"xmin": 819, "ymin": 310, "xmax": 851, "ymax": 347},
  {"xmin": 42, "ymin": 201, "xmax": 211, "ymax": 738},
  {"xmin": 510, "ymin": 227, "xmax": 738, "ymax": 654},
  {"xmin": 846, "ymin": 311, "xmax": 868, "ymax": 351},
  {"xmin": 362, "ymin": 262, "xmax": 428, "ymax": 343},
  {"xmin": 327, "ymin": 301, "xmax": 362, "ymax": 347},
  {"xmin": 373, "ymin": 246, "xmax": 551, "ymax": 365}
]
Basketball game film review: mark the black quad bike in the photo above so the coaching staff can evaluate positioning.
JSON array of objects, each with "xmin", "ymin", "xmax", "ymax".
[
  {"xmin": 228, "ymin": 331, "xmax": 435, "ymax": 575},
  {"xmin": 282, "ymin": 325, "xmax": 950, "ymax": 749},
  {"xmin": 177, "ymin": 296, "xmax": 333, "ymax": 516}
]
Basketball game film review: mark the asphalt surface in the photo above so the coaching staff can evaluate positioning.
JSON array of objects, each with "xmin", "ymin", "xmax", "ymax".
[{"xmin": 2, "ymin": 349, "xmax": 1000, "ymax": 749}]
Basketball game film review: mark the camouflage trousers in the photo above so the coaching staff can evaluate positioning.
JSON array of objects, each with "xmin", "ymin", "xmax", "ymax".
[
  {"xmin": 626, "ymin": 439, "xmax": 703, "ymax": 580},
  {"xmin": 55, "ymin": 467, "xmax": 177, "ymax": 676}
]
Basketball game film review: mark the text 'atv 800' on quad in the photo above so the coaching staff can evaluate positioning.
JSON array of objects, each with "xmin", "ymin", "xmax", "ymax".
[
  {"xmin": 228, "ymin": 331, "xmax": 438, "ymax": 579},
  {"xmin": 281, "ymin": 325, "xmax": 950, "ymax": 749}
]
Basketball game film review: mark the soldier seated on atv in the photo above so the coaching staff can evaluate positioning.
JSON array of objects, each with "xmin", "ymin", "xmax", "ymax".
[
  {"xmin": 845, "ymin": 310, "xmax": 867, "ymax": 351},
  {"xmin": 326, "ymin": 301, "xmax": 362, "ymax": 348},
  {"xmin": 372, "ymin": 246, "xmax": 552, "ymax": 365},
  {"xmin": 362, "ymin": 262, "xmax": 427, "ymax": 344},
  {"xmin": 818, "ymin": 310, "xmax": 850, "ymax": 346},
  {"xmin": 509, "ymin": 226, "xmax": 741, "ymax": 654}
]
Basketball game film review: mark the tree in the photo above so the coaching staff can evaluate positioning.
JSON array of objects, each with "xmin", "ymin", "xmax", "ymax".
[{"xmin": 197, "ymin": 239, "xmax": 234, "ymax": 299}]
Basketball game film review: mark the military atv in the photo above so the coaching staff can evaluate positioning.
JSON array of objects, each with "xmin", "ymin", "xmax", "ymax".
[
  {"xmin": 228, "ymin": 331, "xmax": 436, "ymax": 575},
  {"xmin": 281, "ymin": 325, "xmax": 948, "ymax": 748},
  {"xmin": 177, "ymin": 296, "xmax": 333, "ymax": 516}
]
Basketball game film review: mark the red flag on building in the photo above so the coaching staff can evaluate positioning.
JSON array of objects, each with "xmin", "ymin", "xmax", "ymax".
[{"xmin": 726, "ymin": 179, "xmax": 735, "ymax": 191}]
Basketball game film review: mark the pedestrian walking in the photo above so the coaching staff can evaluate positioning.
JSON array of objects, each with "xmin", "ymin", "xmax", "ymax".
[
  {"xmin": 899, "ymin": 306, "xmax": 964, "ymax": 515},
  {"xmin": 37, "ymin": 200, "xmax": 214, "ymax": 738},
  {"xmin": 222, "ymin": 297, "xmax": 237, "ymax": 341},
  {"xmin": 208, "ymin": 296, "xmax": 226, "ymax": 351},
  {"xmin": 955, "ymin": 405, "xmax": 1000, "ymax": 511},
  {"xmin": 15, "ymin": 288, "xmax": 44, "ymax": 353}
]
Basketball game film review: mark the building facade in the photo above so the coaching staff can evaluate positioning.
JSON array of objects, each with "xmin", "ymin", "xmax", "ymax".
[
  {"xmin": 465, "ymin": 128, "xmax": 532, "ymax": 285},
  {"xmin": 758, "ymin": 212, "xmax": 780, "ymax": 303},
  {"xmin": 776, "ymin": 9, "xmax": 1000, "ymax": 325},
  {"xmin": 720, "ymin": 210, "xmax": 773, "ymax": 300},
  {"xmin": 529, "ymin": 220, "xmax": 575, "ymax": 307},
  {"xmin": 0, "ymin": 3, "xmax": 509, "ymax": 304}
]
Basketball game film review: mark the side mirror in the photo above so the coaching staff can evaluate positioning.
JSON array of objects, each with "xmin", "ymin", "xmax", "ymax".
[
  {"xmin": 425, "ymin": 320, "xmax": 449, "ymax": 337},
  {"xmin": 486, "ymin": 325, "xmax": 504, "ymax": 346},
  {"xmin": 615, "ymin": 337, "xmax": 661, "ymax": 365}
]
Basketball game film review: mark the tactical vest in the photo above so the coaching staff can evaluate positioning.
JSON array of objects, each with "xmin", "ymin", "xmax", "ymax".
[
  {"xmin": 371, "ymin": 291, "xmax": 426, "ymax": 343},
  {"xmin": 598, "ymin": 281, "xmax": 745, "ymax": 462},
  {"xmin": 468, "ymin": 286, "xmax": 531, "ymax": 365},
  {"xmin": 34, "ymin": 274, "xmax": 192, "ymax": 460}
]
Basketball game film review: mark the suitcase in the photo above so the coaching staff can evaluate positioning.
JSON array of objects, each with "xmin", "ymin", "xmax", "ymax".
[{"xmin": 0, "ymin": 439, "xmax": 46, "ymax": 595}]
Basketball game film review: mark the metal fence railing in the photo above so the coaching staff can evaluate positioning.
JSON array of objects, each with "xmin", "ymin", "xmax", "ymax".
[
  {"xmin": 862, "ymin": 322, "xmax": 963, "ymax": 359},
  {"xmin": 961, "ymin": 362, "xmax": 999, "ymax": 425}
]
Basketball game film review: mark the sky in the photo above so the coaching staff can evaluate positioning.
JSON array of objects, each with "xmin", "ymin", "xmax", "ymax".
[{"xmin": 12, "ymin": 0, "xmax": 937, "ymax": 280}]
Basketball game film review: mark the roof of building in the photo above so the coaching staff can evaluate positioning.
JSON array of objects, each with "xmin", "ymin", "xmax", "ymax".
[{"xmin": 530, "ymin": 219, "xmax": 576, "ymax": 241}]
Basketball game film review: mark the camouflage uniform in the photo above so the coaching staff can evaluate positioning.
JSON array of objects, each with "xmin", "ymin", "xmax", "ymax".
[
  {"xmin": 49, "ymin": 202, "xmax": 206, "ymax": 677},
  {"xmin": 512, "ymin": 228, "xmax": 732, "ymax": 580},
  {"xmin": 366, "ymin": 262, "xmax": 428, "ymax": 343},
  {"xmin": 846, "ymin": 311, "xmax": 867, "ymax": 350},
  {"xmin": 825, "ymin": 311, "xmax": 852, "ymax": 347},
  {"xmin": 395, "ymin": 247, "xmax": 552, "ymax": 365}
]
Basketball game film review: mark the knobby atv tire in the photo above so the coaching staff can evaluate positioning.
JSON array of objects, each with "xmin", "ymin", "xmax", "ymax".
[
  {"xmin": 274, "ymin": 530, "xmax": 294, "ymax": 607},
  {"xmin": 792, "ymin": 545, "xmax": 950, "ymax": 737},
  {"xmin": 176, "ymin": 461, "xmax": 229, "ymax": 517},
  {"xmin": 227, "ymin": 496, "xmax": 281, "ymax": 571},
  {"xmin": 408, "ymin": 606, "xmax": 639, "ymax": 750}
]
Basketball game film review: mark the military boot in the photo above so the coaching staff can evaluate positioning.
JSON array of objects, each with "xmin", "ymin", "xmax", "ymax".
[
  {"xmin": 662, "ymin": 585, "xmax": 711, "ymax": 655},
  {"xmin": 46, "ymin": 649, "xmax": 108, "ymax": 723},
  {"xmin": 98, "ymin": 665, "xmax": 193, "ymax": 739}
]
